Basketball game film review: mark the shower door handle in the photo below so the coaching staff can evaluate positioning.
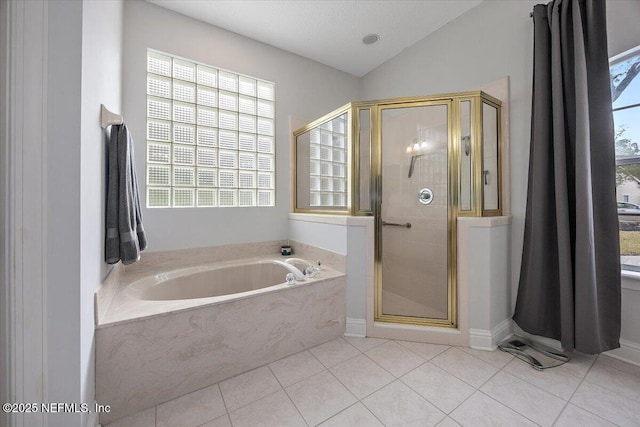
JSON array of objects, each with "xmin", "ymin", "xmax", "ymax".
[{"xmin": 382, "ymin": 221, "xmax": 412, "ymax": 229}]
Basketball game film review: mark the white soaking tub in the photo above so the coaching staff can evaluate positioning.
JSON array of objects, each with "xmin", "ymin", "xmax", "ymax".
[{"xmin": 96, "ymin": 257, "xmax": 346, "ymax": 424}]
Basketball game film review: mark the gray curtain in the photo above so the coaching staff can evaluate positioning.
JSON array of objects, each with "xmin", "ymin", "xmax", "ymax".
[{"xmin": 513, "ymin": 0, "xmax": 621, "ymax": 354}]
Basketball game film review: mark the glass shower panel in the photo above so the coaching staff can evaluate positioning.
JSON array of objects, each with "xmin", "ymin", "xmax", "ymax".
[
  {"xmin": 295, "ymin": 112, "xmax": 349, "ymax": 211},
  {"xmin": 460, "ymin": 101, "xmax": 472, "ymax": 212},
  {"xmin": 358, "ymin": 108, "xmax": 371, "ymax": 212},
  {"xmin": 380, "ymin": 104, "xmax": 449, "ymax": 320},
  {"xmin": 482, "ymin": 103, "xmax": 499, "ymax": 211}
]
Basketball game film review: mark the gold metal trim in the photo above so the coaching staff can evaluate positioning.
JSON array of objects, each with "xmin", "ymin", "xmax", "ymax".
[
  {"xmin": 373, "ymin": 99, "xmax": 458, "ymax": 328},
  {"xmin": 290, "ymin": 91, "xmax": 503, "ymax": 330}
]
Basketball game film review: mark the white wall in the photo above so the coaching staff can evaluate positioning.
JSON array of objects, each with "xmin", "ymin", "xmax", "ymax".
[
  {"xmin": 122, "ymin": 1, "xmax": 360, "ymax": 252},
  {"xmin": 80, "ymin": 1, "xmax": 123, "ymax": 425},
  {"xmin": 361, "ymin": 0, "xmax": 640, "ymax": 311},
  {"xmin": 361, "ymin": 0, "xmax": 538, "ymax": 307},
  {"xmin": 46, "ymin": 2, "xmax": 83, "ymax": 425}
]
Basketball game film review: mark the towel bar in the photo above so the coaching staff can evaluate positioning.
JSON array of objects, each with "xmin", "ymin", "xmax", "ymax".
[{"xmin": 101, "ymin": 104, "xmax": 123, "ymax": 129}]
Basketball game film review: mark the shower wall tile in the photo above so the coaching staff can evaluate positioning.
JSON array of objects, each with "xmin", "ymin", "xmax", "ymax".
[{"xmin": 96, "ymin": 275, "xmax": 346, "ymax": 424}]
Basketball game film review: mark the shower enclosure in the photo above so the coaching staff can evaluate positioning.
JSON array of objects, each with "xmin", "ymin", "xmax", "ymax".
[{"xmin": 294, "ymin": 92, "xmax": 502, "ymax": 328}]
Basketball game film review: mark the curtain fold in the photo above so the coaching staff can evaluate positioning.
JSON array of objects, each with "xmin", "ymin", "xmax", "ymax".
[{"xmin": 513, "ymin": 0, "xmax": 621, "ymax": 354}]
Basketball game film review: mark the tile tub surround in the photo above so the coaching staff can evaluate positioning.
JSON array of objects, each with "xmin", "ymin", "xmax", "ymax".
[{"xmin": 96, "ymin": 260, "xmax": 346, "ymax": 424}]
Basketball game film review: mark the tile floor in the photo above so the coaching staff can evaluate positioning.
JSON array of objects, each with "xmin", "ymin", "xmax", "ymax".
[{"xmin": 105, "ymin": 337, "xmax": 640, "ymax": 427}]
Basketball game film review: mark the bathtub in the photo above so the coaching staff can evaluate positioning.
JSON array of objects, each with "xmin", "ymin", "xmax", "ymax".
[
  {"xmin": 126, "ymin": 260, "xmax": 307, "ymax": 301},
  {"xmin": 96, "ymin": 257, "xmax": 346, "ymax": 424}
]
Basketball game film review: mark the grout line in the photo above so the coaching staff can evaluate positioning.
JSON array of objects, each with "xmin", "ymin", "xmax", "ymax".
[
  {"xmin": 549, "ymin": 355, "xmax": 597, "ymax": 427},
  {"xmin": 266, "ymin": 364, "xmax": 310, "ymax": 427},
  {"xmin": 392, "ymin": 339, "xmax": 442, "ymax": 361},
  {"xmin": 360, "ymin": 350, "xmax": 399, "ymax": 379},
  {"xmin": 478, "ymin": 390, "xmax": 543, "ymax": 426},
  {"xmin": 554, "ymin": 355, "xmax": 621, "ymax": 426},
  {"xmin": 281, "ymin": 380, "xmax": 313, "ymax": 426},
  {"xmin": 343, "ymin": 336, "xmax": 388, "ymax": 352},
  {"xmin": 217, "ymin": 383, "xmax": 231, "ymax": 419}
]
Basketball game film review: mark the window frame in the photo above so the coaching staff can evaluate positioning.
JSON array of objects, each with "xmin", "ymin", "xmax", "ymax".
[{"xmin": 611, "ymin": 44, "xmax": 640, "ymax": 272}]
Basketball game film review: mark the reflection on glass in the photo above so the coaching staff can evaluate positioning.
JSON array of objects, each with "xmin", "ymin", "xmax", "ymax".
[
  {"xmin": 482, "ymin": 103, "xmax": 499, "ymax": 211},
  {"xmin": 359, "ymin": 109, "xmax": 371, "ymax": 212},
  {"xmin": 460, "ymin": 101, "xmax": 472, "ymax": 211},
  {"xmin": 380, "ymin": 104, "xmax": 449, "ymax": 320}
]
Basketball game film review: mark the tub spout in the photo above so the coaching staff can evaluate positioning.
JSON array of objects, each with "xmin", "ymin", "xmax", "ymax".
[
  {"xmin": 272, "ymin": 260, "xmax": 306, "ymax": 281},
  {"xmin": 284, "ymin": 257, "xmax": 313, "ymax": 270}
]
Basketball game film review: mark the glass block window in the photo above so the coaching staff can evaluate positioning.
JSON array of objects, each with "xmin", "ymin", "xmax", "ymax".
[
  {"xmin": 309, "ymin": 113, "xmax": 348, "ymax": 207},
  {"xmin": 146, "ymin": 50, "xmax": 275, "ymax": 208}
]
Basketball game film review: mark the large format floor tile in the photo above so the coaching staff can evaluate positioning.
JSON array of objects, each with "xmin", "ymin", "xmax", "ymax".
[
  {"xmin": 285, "ymin": 370, "xmax": 357, "ymax": 426},
  {"xmin": 458, "ymin": 347, "xmax": 513, "ymax": 369},
  {"xmin": 330, "ymin": 353, "xmax": 395, "ymax": 399},
  {"xmin": 366, "ymin": 341, "xmax": 426, "ymax": 377},
  {"xmin": 554, "ymin": 404, "xmax": 616, "ymax": 427},
  {"xmin": 584, "ymin": 357, "xmax": 640, "ymax": 401},
  {"xmin": 343, "ymin": 336, "xmax": 388, "ymax": 352},
  {"xmin": 155, "ymin": 384, "xmax": 226, "ymax": 427},
  {"xmin": 269, "ymin": 350, "xmax": 326, "ymax": 387},
  {"xmin": 319, "ymin": 402, "xmax": 384, "ymax": 427},
  {"xmin": 571, "ymin": 381, "xmax": 640, "ymax": 426},
  {"xmin": 431, "ymin": 347, "xmax": 498, "ymax": 388},
  {"xmin": 396, "ymin": 341, "xmax": 450, "ymax": 361},
  {"xmin": 450, "ymin": 392, "xmax": 537, "ymax": 427},
  {"xmin": 199, "ymin": 414, "xmax": 232, "ymax": 427},
  {"xmin": 106, "ymin": 338, "xmax": 639, "ymax": 427},
  {"xmin": 401, "ymin": 362, "xmax": 475, "ymax": 414},
  {"xmin": 480, "ymin": 371, "xmax": 565, "ymax": 427},
  {"xmin": 362, "ymin": 380, "xmax": 445, "ymax": 427},
  {"xmin": 309, "ymin": 338, "xmax": 360, "ymax": 368},
  {"xmin": 105, "ymin": 407, "xmax": 155, "ymax": 427},
  {"xmin": 219, "ymin": 366, "xmax": 281, "ymax": 412},
  {"xmin": 229, "ymin": 390, "xmax": 306, "ymax": 427},
  {"xmin": 503, "ymin": 356, "xmax": 581, "ymax": 400}
]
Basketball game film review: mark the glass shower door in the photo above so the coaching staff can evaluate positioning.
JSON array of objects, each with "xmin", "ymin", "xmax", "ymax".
[{"xmin": 377, "ymin": 102, "xmax": 453, "ymax": 324}]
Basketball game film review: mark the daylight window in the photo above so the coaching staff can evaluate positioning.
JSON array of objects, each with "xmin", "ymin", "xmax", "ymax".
[
  {"xmin": 611, "ymin": 45, "xmax": 640, "ymax": 271},
  {"xmin": 145, "ymin": 50, "xmax": 275, "ymax": 208}
]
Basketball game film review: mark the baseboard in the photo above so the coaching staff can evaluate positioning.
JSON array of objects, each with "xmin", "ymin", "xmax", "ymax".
[
  {"xmin": 345, "ymin": 317, "xmax": 366, "ymax": 337},
  {"xmin": 603, "ymin": 338, "xmax": 640, "ymax": 367},
  {"xmin": 469, "ymin": 318, "xmax": 513, "ymax": 350}
]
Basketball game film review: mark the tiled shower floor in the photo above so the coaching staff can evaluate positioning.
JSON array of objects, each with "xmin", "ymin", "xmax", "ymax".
[{"xmin": 105, "ymin": 337, "xmax": 640, "ymax": 427}]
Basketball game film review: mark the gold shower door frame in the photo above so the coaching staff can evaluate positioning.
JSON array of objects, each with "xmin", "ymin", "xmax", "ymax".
[{"xmin": 372, "ymin": 98, "xmax": 459, "ymax": 328}]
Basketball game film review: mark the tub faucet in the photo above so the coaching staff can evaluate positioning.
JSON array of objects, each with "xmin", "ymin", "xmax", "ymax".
[
  {"xmin": 272, "ymin": 260, "xmax": 306, "ymax": 281},
  {"xmin": 284, "ymin": 258, "xmax": 313, "ymax": 269}
]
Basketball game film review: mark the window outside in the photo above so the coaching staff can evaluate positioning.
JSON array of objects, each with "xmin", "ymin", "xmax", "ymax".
[{"xmin": 611, "ymin": 46, "xmax": 640, "ymax": 271}]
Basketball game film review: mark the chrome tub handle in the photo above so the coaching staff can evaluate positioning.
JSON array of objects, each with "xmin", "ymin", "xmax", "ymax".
[{"xmin": 381, "ymin": 221, "xmax": 411, "ymax": 228}]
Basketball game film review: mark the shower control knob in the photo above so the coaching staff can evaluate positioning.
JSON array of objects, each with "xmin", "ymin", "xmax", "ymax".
[{"xmin": 419, "ymin": 188, "xmax": 434, "ymax": 205}]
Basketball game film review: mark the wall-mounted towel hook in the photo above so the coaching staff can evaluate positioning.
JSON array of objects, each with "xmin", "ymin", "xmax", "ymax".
[{"xmin": 101, "ymin": 104, "xmax": 123, "ymax": 129}]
